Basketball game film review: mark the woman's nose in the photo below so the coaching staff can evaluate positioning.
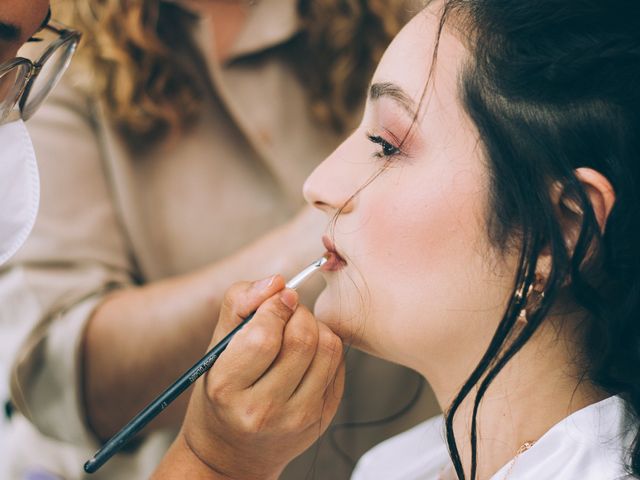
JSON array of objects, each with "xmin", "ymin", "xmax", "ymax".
[{"xmin": 303, "ymin": 139, "xmax": 357, "ymax": 215}]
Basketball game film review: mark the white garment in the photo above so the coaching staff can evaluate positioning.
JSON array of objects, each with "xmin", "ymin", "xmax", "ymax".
[
  {"xmin": 0, "ymin": 119, "xmax": 40, "ymax": 479},
  {"xmin": 352, "ymin": 396, "xmax": 637, "ymax": 480},
  {"xmin": 0, "ymin": 119, "xmax": 39, "ymax": 265}
]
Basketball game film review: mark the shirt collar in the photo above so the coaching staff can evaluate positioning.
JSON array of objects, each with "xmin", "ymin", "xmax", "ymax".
[
  {"xmin": 228, "ymin": 0, "xmax": 301, "ymax": 59},
  {"xmin": 494, "ymin": 395, "xmax": 634, "ymax": 479},
  {"xmin": 173, "ymin": 0, "xmax": 301, "ymax": 61}
]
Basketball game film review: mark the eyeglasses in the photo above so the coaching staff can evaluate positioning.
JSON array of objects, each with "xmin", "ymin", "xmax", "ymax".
[{"xmin": 0, "ymin": 20, "xmax": 81, "ymax": 125}]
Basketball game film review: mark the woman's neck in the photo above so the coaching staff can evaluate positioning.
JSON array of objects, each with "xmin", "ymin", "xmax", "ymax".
[
  {"xmin": 184, "ymin": 1, "xmax": 250, "ymax": 63},
  {"xmin": 428, "ymin": 317, "xmax": 608, "ymax": 479}
]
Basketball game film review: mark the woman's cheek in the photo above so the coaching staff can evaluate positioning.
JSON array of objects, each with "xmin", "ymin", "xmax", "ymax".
[
  {"xmin": 358, "ymin": 172, "xmax": 461, "ymax": 284},
  {"xmin": 314, "ymin": 154, "xmax": 490, "ymax": 351},
  {"xmin": 365, "ymin": 165, "xmax": 490, "ymax": 299}
]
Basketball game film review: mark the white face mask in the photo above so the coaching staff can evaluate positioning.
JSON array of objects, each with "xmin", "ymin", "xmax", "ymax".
[{"xmin": 0, "ymin": 120, "xmax": 40, "ymax": 266}]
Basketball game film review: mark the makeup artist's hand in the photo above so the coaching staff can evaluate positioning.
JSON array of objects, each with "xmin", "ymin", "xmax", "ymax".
[{"xmin": 153, "ymin": 274, "xmax": 345, "ymax": 480}]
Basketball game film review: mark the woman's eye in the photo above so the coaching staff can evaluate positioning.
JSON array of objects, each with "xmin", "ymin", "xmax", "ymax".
[{"xmin": 368, "ymin": 135, "xmax": 401, "ymax": 158}]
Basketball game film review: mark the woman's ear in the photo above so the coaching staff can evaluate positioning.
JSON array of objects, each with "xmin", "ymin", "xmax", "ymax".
[
  {"xmin": 550, "ymin": 167, "xmax": 616, "ymax": 256},
  {"xmin": 573, "ymin": 167, "xmax": 616, "ymax": 235}
]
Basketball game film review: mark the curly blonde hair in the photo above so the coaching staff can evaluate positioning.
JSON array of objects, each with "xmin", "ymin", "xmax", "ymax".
[{"xmin": 54, "ymin": 0, "xmax": 412, "ymax": 143}]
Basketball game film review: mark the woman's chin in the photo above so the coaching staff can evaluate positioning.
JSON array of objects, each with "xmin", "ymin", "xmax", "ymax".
[{"xmin": 313, "ymin": 287, "xmax": 366, "ymax": 346}]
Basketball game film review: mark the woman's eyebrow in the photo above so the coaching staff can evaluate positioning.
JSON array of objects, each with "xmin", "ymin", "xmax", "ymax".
[{"xmin": 369, "ymin": 82, "xmax": 417, "ymax": 118}]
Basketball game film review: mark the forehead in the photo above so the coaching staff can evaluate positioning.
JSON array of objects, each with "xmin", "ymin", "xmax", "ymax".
[{"xmin": 371, "ymin": 6, "xmax": 469, "ymax": 113}]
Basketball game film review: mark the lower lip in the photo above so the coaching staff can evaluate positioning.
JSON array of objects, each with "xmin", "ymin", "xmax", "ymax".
[{"xmin": 322, "ymin": 251, "xmax": 347, "ymax": 272}]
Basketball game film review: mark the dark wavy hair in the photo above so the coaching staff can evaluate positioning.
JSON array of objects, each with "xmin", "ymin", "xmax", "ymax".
[{"xmin": 415, "ymin": 1, "xmax": 640, "ymax": 479}]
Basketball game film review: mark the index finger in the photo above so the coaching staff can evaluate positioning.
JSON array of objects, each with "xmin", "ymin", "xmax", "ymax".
[{"xmin": 207, "ymin": 289, "xmax": 299, "ymax": 391}]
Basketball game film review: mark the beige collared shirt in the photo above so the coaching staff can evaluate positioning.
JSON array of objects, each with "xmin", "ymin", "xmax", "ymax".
[{"xmin": 1, "ymin": 1, "xmax": 438, "ymax": 479}]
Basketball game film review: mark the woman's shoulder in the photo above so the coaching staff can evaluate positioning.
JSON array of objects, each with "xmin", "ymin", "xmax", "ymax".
[
  {"xmin": 351, "ymin": 415, "xmax": 449, "ymax": 480},
  {"xmin": 350, "ymin": 396, "xmax": 639, "ymax": 480},
  {"xmin": 499, "ymin": 395, "xmax": 638, "ymax": 480}
]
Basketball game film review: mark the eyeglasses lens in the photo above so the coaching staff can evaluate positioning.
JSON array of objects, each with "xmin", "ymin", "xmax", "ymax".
[
  {"xmin": 0, "ymin": 63, "xmax": 30, "ymax": 124},
  {"xmin": 21, "ymin": 37, "xmax": 77, "ymax": 121}
]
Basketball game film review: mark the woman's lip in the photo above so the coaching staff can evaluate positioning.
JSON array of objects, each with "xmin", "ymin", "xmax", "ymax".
[
  {"xmin": 322, "ymin": 251, "xmax": 346, "ymax": 272},
  {"xmin": 321, "ymin": 235, "xmax": 347, "ymax": 272}
]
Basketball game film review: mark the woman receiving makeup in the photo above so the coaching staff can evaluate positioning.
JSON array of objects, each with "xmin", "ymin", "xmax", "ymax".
[{"xmin": 152, "ymin": 0, "xmax": 640, "ymax": 478}]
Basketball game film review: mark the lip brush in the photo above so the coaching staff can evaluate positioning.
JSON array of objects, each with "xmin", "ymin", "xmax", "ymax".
[{"xmin": 84, "ymin": 255, "xmax": 328, "ymax": 474}]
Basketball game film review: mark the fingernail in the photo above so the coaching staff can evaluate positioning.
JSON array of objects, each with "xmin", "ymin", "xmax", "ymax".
[
  {"xmin": 252, "ymin": 275, "xmax": 275, "ymax": 292},
  {"xmin": 280, "ymin": 289, "xmax": 298, "ymax": 311}
]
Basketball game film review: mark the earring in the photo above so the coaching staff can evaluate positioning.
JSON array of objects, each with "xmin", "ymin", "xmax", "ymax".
[{"xmin": 515, "ymin": 276, "xmax": 545, "ymax": 324}]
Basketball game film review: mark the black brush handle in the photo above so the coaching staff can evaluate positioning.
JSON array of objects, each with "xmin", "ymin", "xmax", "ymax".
[{"xmin": 83, "ymin": 311, "xmax": 256, "ymax": 474}]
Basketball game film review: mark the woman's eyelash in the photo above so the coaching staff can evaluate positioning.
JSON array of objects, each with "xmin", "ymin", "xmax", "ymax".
[{"xmin": 367, "ymin": 134, "xmax": 401, "ymax": 158}]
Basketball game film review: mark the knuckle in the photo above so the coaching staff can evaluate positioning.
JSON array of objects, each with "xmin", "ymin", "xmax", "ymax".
[
  {"xmin": 205, "ymin": 377, "xmax": 232, "ymax": 407},
  {"xmin": 286, "ymin": 332, "xmax": 317, "ymax": 355},
  {"xmin": 242, "ymin": 401, "xmax": 274, "ymax": 434},
  {"xmin": 286, "ymin": 408, "xmax": 318, "ymax": 431},
  {"xmin": 284, "ymin": 322, "xmax": 318, "ymax": 354},
  {"xmin": 242, "ymin": 324, "xmax": 280, "ymax": 354},
  {"xmin": 317, "ymin": 327, "xmax": 343, "ymax": 358},
  {"xmin": 260, "ymin": 297, "xmax": 293, "ymax": 322},
  {"xmin": 221, "ymin": 282, "xmax": 250, "ymax": 313}
]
